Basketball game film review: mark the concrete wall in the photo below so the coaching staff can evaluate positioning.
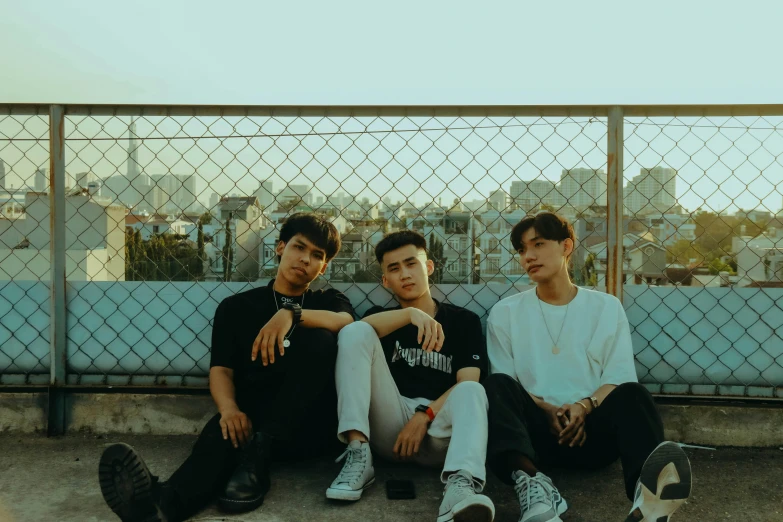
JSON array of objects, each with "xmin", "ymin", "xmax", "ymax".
[
  {"xmin": 2, "ymin": 391, "xmax": 781, "ymax": 447},
  {"xmin": 0, "ymin": 249, "xmax": 112, "ymax": 281}
]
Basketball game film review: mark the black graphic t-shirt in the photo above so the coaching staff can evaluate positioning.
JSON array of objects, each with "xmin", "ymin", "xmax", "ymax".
[
  {"xmin": 210, "ymin": 279, "xmax": 354, "ymax": 384},
  {"xmin": 364, "ymin": 301, "xmax": 487, "ymax": 401}
]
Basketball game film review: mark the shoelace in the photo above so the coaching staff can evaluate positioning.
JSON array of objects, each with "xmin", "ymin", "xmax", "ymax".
[
  {"xmin": 334, "ymin": 445, "xmax": 367, "ymax": 484},
  {"xmin": 514, "ymin": 474, "xmax": 552, "ymax": 513},
  {"xmin": 443, "ymin": 472, "xmax": 475, "ymax": 499}
]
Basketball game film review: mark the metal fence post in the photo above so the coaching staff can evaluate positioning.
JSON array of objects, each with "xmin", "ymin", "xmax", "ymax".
[
  {"xmin": 606, "ymin": 106, "xmax": 624, "ymax": 298},
  {"xmin": 48, "ymin": 104, "xmax": 67, "ymax": 435}
]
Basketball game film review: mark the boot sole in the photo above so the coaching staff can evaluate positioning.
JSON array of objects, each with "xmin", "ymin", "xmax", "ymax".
[
  {"xmin": 636, "ymin": 442, "xmax": 692, "ymax": 522},
  {"xmin": 217, "ymin": 493, "xmax": 266, "ymax": 514},
  {"xmin": 98, "ymin": 443, "xmax": 166, "ymax": 522},
  {"xmin": 326, "ymin": 477, "xmax": 376, "ymax": 501}
]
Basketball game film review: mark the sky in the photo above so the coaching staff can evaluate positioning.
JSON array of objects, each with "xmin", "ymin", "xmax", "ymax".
[
  {"xmin": 1, "ymin": 0, "xmax": 781, "ymax": 105},
  {"xmin": 1, "ymin": 0, "xmax": 782, "ymax": 213}
]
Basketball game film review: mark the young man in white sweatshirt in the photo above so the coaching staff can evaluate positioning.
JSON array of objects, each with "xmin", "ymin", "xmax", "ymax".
[{"xmin": 483, "ymin": 212, "xmax": 693, "ymax": 522}]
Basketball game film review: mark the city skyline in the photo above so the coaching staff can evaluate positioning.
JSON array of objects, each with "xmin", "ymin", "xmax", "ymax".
[{"xmin": 1, "ymin": 115, "xmax": 782, "ymax": 215}]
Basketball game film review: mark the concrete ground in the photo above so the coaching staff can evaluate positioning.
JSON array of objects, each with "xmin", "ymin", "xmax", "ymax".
[{"xmin": 0, "ymin": 434, "xmax": 781, "ymax": 522}]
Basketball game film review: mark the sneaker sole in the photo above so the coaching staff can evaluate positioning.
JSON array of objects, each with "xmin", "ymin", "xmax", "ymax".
[
  {"xmin": 437, "ymin": 493, "xmax": 495, "ymax": 522},
  {"xmin": 326, "ymin": 477, "xmax": 376, "ymax": 501},
  {"xmin": 636, "ymin": 442, "xmax": 692, "ymax": 522},
  {"xmin": 98, "ymin": 443, "xmax": 165, "ymax": 522}
]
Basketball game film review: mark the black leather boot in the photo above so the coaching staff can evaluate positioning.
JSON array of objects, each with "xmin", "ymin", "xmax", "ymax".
[
  {"xmin": 98, "ymin": 443, "xmax": 168, "ymax": 522},
  {"xmin": 217, "ymin": 432, "xmax": 272, "ymax": 514}
]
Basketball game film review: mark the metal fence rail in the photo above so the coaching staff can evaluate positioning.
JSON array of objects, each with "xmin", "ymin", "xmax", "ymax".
[{"xmin": 1, "ymin": 104, "xmax": 782, "ymax": 432}]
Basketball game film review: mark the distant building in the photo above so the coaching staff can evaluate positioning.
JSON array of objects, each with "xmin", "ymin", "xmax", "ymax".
[
  {"xmin": 126, "ymin": 213, "xmax": 191, "ymax": 240},
  {"xmin": 625, "ymin": 167, "xmax": 677, "ymax": 216},
  {"xmin": 218, "ymin": 196, "xmax": 267, "ymax": 281},
  {"xmin": 421, "ymin": 212, "xmax": 475, "ymax": 283},
  {"xmin": 277, "ymin": 184, "xmax": 312, "ymax": 208},
  {"xmin": 253, "ymin": 180, "xmax": 275, "ymax": 210},
  {"xmin": 475, "ymin": 209, "xmax": 529, "ymax": 284},
  {"xmin": 646, "ymin": 214, "xmax": 696, "ymax": 246},
  {"xmin": 732, "ymin": 230, "xmax": 783, "ymax": 286},
  {"xmin": 510, "ymin": 179, "xmax": 564, "ymax": 212},
  {"xmin": 0, "ymin": 192, "xmax": 126, "ymax": 280},
  {"xmin": 735, "ymin": 209, "xmax": 773, "ymax": 223},
  {"xmin": 560, "ymin": 168, "xmax": 607, "ymax": 210},
  {"xmin": 487, "ymin": 189, "xmax": 509, "ymax": 211},
  {"xmin": 34, "ymin": 168, "xmax": 47, "ymax": 192},
  {"xmin": 148, "ymin": 174, "xmax": 197, "ymax": 213},
  {"xmin": 587, "ymin": 233, "xmax": 667, "ymax": 287}
]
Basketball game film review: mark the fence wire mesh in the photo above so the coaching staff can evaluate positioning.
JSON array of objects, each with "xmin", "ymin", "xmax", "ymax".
[
  {"xmin": 0, "ymin": 105, "xmax": 782, "ymax": 397},
  {"xmin": 0, "ymin": 109, "xmax": 50, "ymax": 384},
  {"xmin": 621, "ymin": 114, "xmax": 783, "ymax": 396}
]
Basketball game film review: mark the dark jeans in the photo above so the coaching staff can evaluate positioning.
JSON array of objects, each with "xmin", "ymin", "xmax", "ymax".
[
  {"xmin": 483, "ymin": 373, "xmax": 664, "ymax": 500},
  {"xmin": 162, "ymin": 327, "xmax": 340, "ymax": 521}
]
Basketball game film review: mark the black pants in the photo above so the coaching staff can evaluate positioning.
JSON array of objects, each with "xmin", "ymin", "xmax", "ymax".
[
  {"xmin": 162, "ymin": 327, "xmax": 340, "ymax": 521},
  {"xmin": 483, "ymin": 373, "xmax": 664, "ymax": 500}
]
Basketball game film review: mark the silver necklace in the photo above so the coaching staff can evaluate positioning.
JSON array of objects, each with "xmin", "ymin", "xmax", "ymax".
[
  {"xmin": 536, "ymin": 285, "xmax": 576, "ymax": 355},
  {"xmin": 273, "ymin": 289, "xmax": 305, "ymax": 348}
]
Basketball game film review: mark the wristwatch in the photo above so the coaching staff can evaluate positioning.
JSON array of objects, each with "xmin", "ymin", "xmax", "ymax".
[
  {"xmin": 282, "ymin": 302, "xmax": 303, "ymax": 324},
  {"xmin": 415, "ymin": 404, "xmax": 435, "ymax": 422},
  {"xmin": 585, "ymin": 396, "xmax": 599, "ymax": 409}
]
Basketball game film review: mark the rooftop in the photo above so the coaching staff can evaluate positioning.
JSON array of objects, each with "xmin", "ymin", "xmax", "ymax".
[{"xmin": 1, "ymin": 433, "xmax": 779, "ymax": 522}]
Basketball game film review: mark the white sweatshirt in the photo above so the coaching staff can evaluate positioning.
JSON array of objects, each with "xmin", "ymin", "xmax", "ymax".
[{"xmin": 486, "ymin": 287, "xmax": 638, "ymax": 406}]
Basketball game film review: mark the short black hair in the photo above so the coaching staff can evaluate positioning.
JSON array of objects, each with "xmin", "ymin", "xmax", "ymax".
[
  {"xmin": 374, "ymin": 230, "xmax": 427, "ymax": 265},
  {"xmin": 278, "ymin": 213, "xmax": 341, "ymax": 261},
  {"xmin": 510, "ymin": 212, "xmax": 576, "ymax": 254}
]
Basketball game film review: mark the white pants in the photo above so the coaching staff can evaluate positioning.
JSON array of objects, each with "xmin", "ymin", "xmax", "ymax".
[{"xmin": 335, "ymin": 321, "xmax": 488, "ymax": 484}]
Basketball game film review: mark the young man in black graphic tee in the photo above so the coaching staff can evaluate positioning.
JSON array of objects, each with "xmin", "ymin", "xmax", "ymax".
[
  {"xmin": 326, "ymin": 230, "xmax": 496, "ymax": 522},
  {"xmin": 98, "ymin": 213, "xmax": 354, "ymax": 522}
]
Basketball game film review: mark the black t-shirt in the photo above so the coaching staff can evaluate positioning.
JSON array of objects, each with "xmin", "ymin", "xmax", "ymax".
[
  {"xmin": 364, "ymin": 301, "xmax": 487, "ymax": 401},
  {"xmin": 209, "ymin": 279, "xmax": 354, "ymax": 384}
]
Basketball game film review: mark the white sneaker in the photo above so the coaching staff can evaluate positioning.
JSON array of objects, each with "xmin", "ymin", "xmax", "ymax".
[
  {"xmin": 326, "ymin": 440, "xmax": 375, "ymax": 501},
  {"xmin": 513, "ymin": 471, "xmax": 568, "ymax": 522},
  {"xmin": 436, "ymin": 470, "xmax": 495, "ymax": 522},
  {"xmin": 628, "ymin": 441, "xmax": 692, "ymax": 522}
]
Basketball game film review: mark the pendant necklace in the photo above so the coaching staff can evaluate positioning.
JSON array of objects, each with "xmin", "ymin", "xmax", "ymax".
[
  {"xmin": 536, "ymin": 285, "xmax": 576, "ymax": 355},
  {"xmin": 273, "ymin": 290, "xmax": 305, "ymax": 348}
]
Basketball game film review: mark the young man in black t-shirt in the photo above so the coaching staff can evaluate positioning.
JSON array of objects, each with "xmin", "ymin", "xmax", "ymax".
[
  {"xmin": 326, "ymin": 230, "xmax": 495, "ymax": 522},
  {"xmin": 98, "ymin": 213, "xmax": 355, "ymax": 522}
]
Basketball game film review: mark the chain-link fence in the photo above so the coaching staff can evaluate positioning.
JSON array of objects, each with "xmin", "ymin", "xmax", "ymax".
[
  {"xmin": 0, "ymin": 107, "xmax": 51, "ymax": 384},
  {"xmin": 1, "ymin": 105, "xmax": 782, "ymax": 400},
  {"xmin": 622, "ymin": 112, "xmax": 783, "ymax": 397}
]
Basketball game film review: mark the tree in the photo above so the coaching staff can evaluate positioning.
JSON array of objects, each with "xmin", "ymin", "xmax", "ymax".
[
  {"xmin": 223, "ymin": 212, "xmax": 234, "ymax": 282},
  {"xmin": 133, "ymin": 230, "xmax": 145, "ymax": 279},
  {"xmin": 581, "ymin": 252, "xmax": 598, "ymax": 286},
  {"xmin": 198, "ymin": 211, "xmax": 213, "ymax": 225},
  {"xmin": 353, "ymin": 262, "xmax": 383, "ymax": 283},
  {"xmin": 428, "ymin": 234, "xmax": 445, "ymax": 283},
  {"xmin": 709, "ymin": 258, "xmax": 735, "ymax": 275},
  {"xmin": 124, "ymin": 228, "xmax": 203, "ymax": 282},
  {"xmin": 125, "ymin": 229, "xmax": 136, "ymax": 281},
  {"xmin": 667, "ymin": 239, "xmax": 705, "ymax": 266},
  {"xmin": 196, "ymin": 222, "xmax": 205, "ymax": 279},
  {"xmin": 693, "ymin": 211, "xmax": 735, "ymax": 258},
  {"xmin": 281, "ymin": 197, "xmax": 303, "ymax": 211}
]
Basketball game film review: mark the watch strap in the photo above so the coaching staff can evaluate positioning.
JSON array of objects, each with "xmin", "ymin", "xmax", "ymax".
[
  {"xmin": 283, "ymin": 302, "xmax": 303, "ymax": 324},
  {"xmin": 415, "ymin": 404, "xmax": 435, "ymax": 422}
]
